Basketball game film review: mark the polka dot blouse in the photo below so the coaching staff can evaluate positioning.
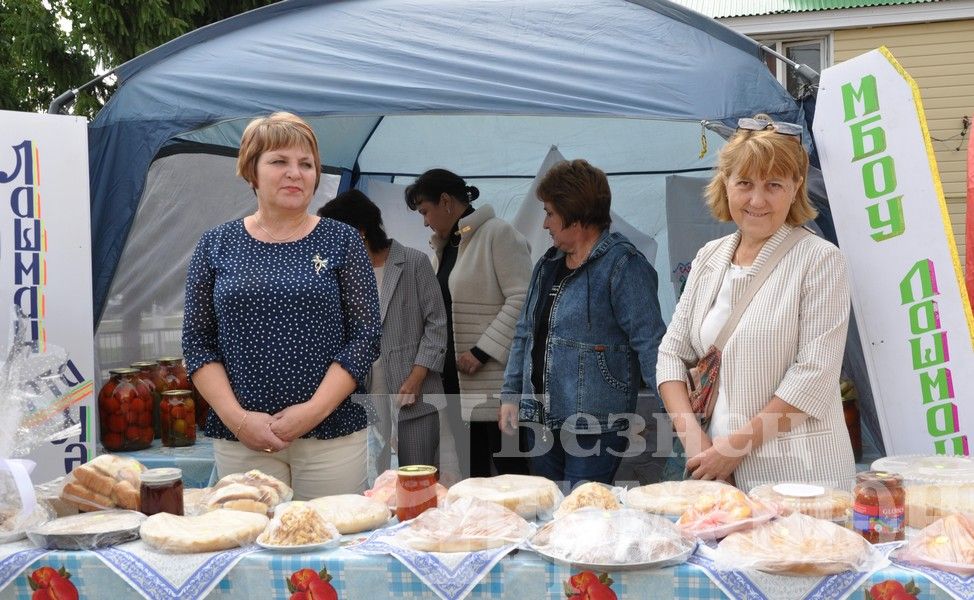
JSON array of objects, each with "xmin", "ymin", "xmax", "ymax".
[{"xmin": 182, "ymin": 217, "xmax": 381, "ymax": 441}]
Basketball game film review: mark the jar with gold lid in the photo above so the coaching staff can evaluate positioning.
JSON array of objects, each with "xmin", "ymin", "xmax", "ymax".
[{"xmin": 852, "ymin": 470, "xmax": 905, "ymax": 543}]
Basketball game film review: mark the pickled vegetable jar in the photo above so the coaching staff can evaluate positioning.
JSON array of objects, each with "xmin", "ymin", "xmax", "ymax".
[
  {"xmin": 158, "ymin": 356, "xmax": 209, "ymax": 430},
  {"xmin": 130, "ymin": 360, "xmax": 163, "ymax": 439},
  {"xmin": 852, "ymin": 470, "xmax": 905, "ymax": 543},
  {"xmin": 98, "ymin": 368, "xmax": 154, "ymax": 451},
  {"xmin": 160, "ymin": 390, "xmax": 196, "ymax": 447},
  {"xmin": 396, "ymin": 465, "xmax": 438, "ymax": 522}
]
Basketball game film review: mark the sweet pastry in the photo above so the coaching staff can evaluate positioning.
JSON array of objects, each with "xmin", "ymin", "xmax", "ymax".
[
  {"xmin": 446, "ymin": 474, "xmax": 561, "ymax": 519},
  {"xmin": 259, "ymin": 502, "xmax": 338, "ymax": 546},
  {"xmin": 906, "ymin": 484, "xmax": 974, "ymax": 528},
  {"xmin": 716, "ymin": 513, "xmax": 870, "ymax": 575},
  {"xmin": 897, "ymin": 513, "xmax": 974, "ymax": 571},
  {"xmin": 554, "ymin": 482, "xmax": 620, "ymax": 519},
  {"xmin": 749, "ymin": 483, "xmax": 852, "ymax": 522},
  {"xmin": 531, "ymin": 508, "xmax": 694, "ymax": 566},
  {"xmin": 624, "ymin": 480, "xmax": 737, "ymax": 516},
  {"xmin": 205, "ymin": 470, "xmax": 292, "ymax": 515},
  {"xmin": 677, "ymin": 487, "xmax": 774, "ymax": 539},
  {"xmin": 60, "ymin": 455, "xmax": 146, "ymax": 512},
  {"xmin": 308, "ymin": 494, "xmax": 390, "ymax": 534},
  {"xmin": 140, "ymin": 509, "xmax": 269, "ymax": 553},
  {"xmin": 395, "ymin": 496, "xmax": 533, "ymax": 552}
]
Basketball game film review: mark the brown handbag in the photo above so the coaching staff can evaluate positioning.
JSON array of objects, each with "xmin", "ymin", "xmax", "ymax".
[{"xmin": 688, "ymin": 228, "xmax": 810, "ymax": 425}]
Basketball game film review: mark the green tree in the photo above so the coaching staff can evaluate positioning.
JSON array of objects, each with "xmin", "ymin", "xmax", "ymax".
[{"xmin": 1, "ymin": 0, "xmax": 277, "ymax": 117}]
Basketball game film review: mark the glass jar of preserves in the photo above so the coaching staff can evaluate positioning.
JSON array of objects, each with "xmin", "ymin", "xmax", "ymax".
[
  {"xmin": 131, "ymin": 360, "xmax": 163, "ymax": 439},
  {"xmin": 396, "ymin": 465, "xmax": 438, "ymax": 522},
  {"xmin": 158, "ymin": 356, "xmax": 210, "ymax": 432},
  {"xmin": 852, "ymin": 471, "xmax": 905, "ymax": 543},
  {"xmin": 98, "ymin": 368, "xmax": 154, "ymax": 452},
  {"xmin": 160, "ymin": 390, "xmax": 196, "ymax": 447},
  {"xmin": 140, "ymin": 467, "xmax": 184, "ymax": 516}
]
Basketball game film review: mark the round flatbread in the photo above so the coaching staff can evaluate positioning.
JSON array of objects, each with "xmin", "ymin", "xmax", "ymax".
[
  {"xmin": 140, "ymin": 509, "xmax": 268, "ymax": 553},
  {"xmin": 624, "ymin": 480, "xmax": 737, "ymax": 516},
  {"xmin": 446, "ymin": 474, "xmax": 561, "ymax": 519},
  {"xmin": 308, "ymin": 494, "xmax": 390, "ymax": 534}
]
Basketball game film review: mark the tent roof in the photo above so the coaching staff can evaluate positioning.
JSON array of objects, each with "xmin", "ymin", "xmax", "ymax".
[{"xmin": 87, "ymin": 0, "xmax": 801, "ymax": 321}]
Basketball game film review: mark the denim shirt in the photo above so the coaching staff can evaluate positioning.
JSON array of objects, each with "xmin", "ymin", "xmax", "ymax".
[{"xmin": 501, "ymin": 230, "xmax": 665, "ymax": 433}]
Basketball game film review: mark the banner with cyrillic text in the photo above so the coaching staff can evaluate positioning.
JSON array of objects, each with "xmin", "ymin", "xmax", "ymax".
[
  {"xmin": 0, "ymin": 110, "xmax": 95, "ymax": 482},
  {"xmin": 815, "ymin": 48, "xmax": 973, "ymax": 456}
]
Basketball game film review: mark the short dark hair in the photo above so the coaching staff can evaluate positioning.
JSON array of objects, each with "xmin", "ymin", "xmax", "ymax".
[
  {"xmin": 404, "ymin": 168, "xmax": 480, "ymax": 210},
  {"xmin": 535, "ymin": 159, "xmax": 611, "ymax": 230},
  {"xmin": 317, "ymin": 189, "xmax": 391, "ymax": 251}
]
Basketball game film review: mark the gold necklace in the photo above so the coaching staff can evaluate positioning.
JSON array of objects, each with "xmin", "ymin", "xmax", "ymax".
[{"xmin": 253, "ymin": 213, "xmax": 309, "ymax": 242}]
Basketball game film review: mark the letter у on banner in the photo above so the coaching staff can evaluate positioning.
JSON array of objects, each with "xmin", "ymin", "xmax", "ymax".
[
  {"xmin": 901, "ymin": 259, "xmax": 969, "ymax": 454},
  {"xmin": 843, "ymin": 76, "xmax": 906, "ymax": 241}
]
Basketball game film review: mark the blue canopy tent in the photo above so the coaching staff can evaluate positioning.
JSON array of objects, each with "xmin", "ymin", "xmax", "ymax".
[{"xmin": 82, "ymin": 0, "xmax": 881, "ymax": 457}]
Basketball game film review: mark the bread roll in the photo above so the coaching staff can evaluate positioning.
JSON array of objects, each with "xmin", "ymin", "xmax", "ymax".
[
  {"xmin": 72, "ymin": 465, "xmax": 115, "ymax": 498},
  {"xmin": 112, "ymin": 480, "xmax": 140, "ymax": 511},
  {"xmin": 62, "ymin": 482, "xmax": 113, "ymax": 512}
]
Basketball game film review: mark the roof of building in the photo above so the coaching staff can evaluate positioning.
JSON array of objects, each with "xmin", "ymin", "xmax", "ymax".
[{"xmin": 668, "ymin": 0, "xmax": 941, "ymax": 18}]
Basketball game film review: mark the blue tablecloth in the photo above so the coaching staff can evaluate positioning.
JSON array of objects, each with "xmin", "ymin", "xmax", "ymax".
[
  {"xmin": 0, "ymin": 544, "xmax": 954, "ymax": 599},
  {"xmin": 110, "ymin": 436, "xmax": 217, "ymax": 488}
]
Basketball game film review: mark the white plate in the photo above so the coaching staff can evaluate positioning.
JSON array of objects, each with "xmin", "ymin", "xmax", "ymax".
[
  {"xmin": 255, "ymin": 534, "xmax": 340, "ymax": 554},
  {"xmin": 529, "ymin": 539, "xmax": 697, "ymax": 571}
]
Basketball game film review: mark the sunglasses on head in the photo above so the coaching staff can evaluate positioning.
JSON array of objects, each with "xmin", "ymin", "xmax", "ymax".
[{"xmin": 737, "ymin": 117, "xmax": 804, "ymax": 139}]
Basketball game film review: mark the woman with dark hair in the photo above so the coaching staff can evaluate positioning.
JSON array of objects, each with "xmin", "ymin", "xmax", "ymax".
[
  {"xmin": 318, "ymin": 190, "xmax": 455, "ymax": 480},
  {"xmin": 405, "ymin": 169, "xmax": 532, "ymax": 477},
  {"xmin": 500, "ymin": 159, "xmax": 665, "ymax": 487}
]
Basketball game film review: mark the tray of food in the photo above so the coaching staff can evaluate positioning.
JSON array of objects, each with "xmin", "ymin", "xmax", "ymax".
[{"xmin": 27, "ymin": 509, "xmax": 146, "ymax": 550}]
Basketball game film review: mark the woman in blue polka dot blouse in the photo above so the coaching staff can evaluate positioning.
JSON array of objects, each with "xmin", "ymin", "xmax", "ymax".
[{"xmin": 182, "ymin": 112, "xmax": 381, "ymax": 499}]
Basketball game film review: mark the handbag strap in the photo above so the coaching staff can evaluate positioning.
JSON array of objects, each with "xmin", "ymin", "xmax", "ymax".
[{"xmin": 712, "ymin": 227, "xmax": 811, "ymax": 350}]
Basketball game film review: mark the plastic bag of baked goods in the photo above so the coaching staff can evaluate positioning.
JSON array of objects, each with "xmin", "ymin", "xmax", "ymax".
[
  {"xmin": 59, "ymin": 454, "xmax": 146, "ymax": 512},
  {"xmin": 553, "ymin": 482, "xmax": 622, "ymax": 519},
  {"xmin": 204, "ymin": 470, "xmax": 292, "ymax": 515},
  {"xmin": 446, "ymin": 474, "xmax": 563, "ymax": 520},
  {"xmin": 895, "ymin": 513, "xmax": 974, "ymax": 576},
  {"xmin": 715, "ymin": 512, "xmax": 885, "ymax": 576},
  {"xmin": 308, "ymin": 494, "xmax": 391, "ymax": 534},
  {"xmin": 748, "ymin": 483, "xmax": 852, "ymax": 524},
  {"xmin": 0, "ymin": 459, "xmax": 54, "ymax": 543},
  {"xmin": 393, "ymin": 496, "xmax": 535, "ymax": 552},
  {"xmin": 141, "ymin": 508, "xmax": 268, "ymax": 554},
  {"xmin": 364, "ymin": 469, "xmax": 447, "ymax": 509},
  {"xmin": 677, "ymin": 486, "xmax": 776, "ymax": 540},
  {"xmin": 256, "ymin": 501, "xmax": 340, "ymax": 550},
  {"xmin": 529, "ymin": 507, "xmax": 696, "ymax": 568},
  {"xmin": 623, "ymin": 480, "xmax": 737, "ymax": 518}
]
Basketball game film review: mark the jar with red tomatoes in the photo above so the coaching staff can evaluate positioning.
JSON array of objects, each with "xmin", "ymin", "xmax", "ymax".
[
  {"xmin": 98, "ymin": 368, "xmax": 154, "ymax": 451},
  {"xmin": 130, "ymin": 360, "xmax": 163, "ymax": 439},
  {"xmin": 158, "ymin": 356, "xmax": 209, "ymax": 433},
  {"xmin": 160, "ymin": 390, "xmax": 196, "ymax": 447}
]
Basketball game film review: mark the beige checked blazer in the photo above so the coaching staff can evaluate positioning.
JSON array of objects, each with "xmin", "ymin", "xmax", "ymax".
[{"xmin": 656, "ymin": 224, "xmax": 856, "ymax": 491}]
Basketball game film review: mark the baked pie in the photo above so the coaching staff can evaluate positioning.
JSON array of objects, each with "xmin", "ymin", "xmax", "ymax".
[
  {"xmin": 624, "ymin": 480, "xmax": 737, "ymax": 516},
  {"xmin": 394, "ymin": 496, "xmax": 533, "ymax": 552},
  {"xmin": 308, "ymin": 494, "xmax": 390, "ymax": 534},
  {"xmin": 749, "ymin": 483, "xmax": 852, "ymax": 522},
  {"xmin": 554, "ymin": 482, "xmax": 620, "ymax": 519},
  {"xmin": 896, "ymin": 513, "xmax": 974, "ymax": 575},
  {"xmin": 446, "ymin": 474, "xmax": 561, "ymax": 519},
  {"xmin": 140, "ymin": 509, "xmax": 268, "ymax": 553},
  {"xmin": 716, "ymin": 512, "xmax": 871, "ymax": 575}
]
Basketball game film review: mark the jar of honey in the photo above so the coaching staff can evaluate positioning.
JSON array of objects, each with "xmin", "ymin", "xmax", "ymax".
[
  {"xmin": 131, "ymin": 360, "xmax": 163, "ymax": 439},
  {"xmin": 140, "ymin": 467, "xmax": 184, "ymax": 516},
  {"xmin": 160, "ymin": 390, "xmax": 196, "ymax": 447},
  {"xmin": 98, "ymin": 368, "xmax": 154, "ymax": 452},
  {"xmin": 852, "ymin": 470, "xmax": 905, "ymax": 543},
  {"xmin": 396, "ymin": 465, "xmax": 438, "ymax": 522}
]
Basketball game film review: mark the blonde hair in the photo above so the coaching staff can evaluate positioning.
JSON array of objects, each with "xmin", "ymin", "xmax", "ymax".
[
  {"xmin": 705, "ymin": 127, "xmax": 817, "ymax": 226},
  {"xmin": 236, "ymin": 112, "xmax": 322, "ymax": 191}
]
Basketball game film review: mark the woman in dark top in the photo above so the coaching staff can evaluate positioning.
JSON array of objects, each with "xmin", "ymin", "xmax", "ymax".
[{"xmin": 183, "ymin": 112, "xmax": 381, "ymax": 499}]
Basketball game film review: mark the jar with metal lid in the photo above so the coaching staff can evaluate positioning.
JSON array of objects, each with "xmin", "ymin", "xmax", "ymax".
[
  {"xmin": 160, "ymin": 390, "xmax": 196, "ymax": 447},
  {"xmin": 131, "ymin": 360, "xmax": 163, "ymax": 439},
  {"xmin": 396, "ymin": 465, "xmax": 438, "ymax": 522},
  {"xmin": 158, "ymin": 356, "xmax": 210, "ymax": 432},
  {"xmin": 852, "ymin": 470, "xmax": 905, "ymax": 543},
  {"xmin": 98, "ymin": 368, "xmax": 154, "ymax": 452},
  {"xmin": 140, "ymin": 467, "xmax": 184, "ymax": 516}
]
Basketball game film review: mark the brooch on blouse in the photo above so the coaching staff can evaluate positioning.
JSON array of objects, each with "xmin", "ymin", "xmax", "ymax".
[{"xmin": 312, "ymin": 254, "xmax": 329, "ymax": 274}]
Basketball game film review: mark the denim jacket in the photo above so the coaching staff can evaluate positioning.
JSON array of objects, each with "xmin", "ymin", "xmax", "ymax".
[{"xmin": 501, "ymin": 230, "xmax": 665, "ymax": 433}]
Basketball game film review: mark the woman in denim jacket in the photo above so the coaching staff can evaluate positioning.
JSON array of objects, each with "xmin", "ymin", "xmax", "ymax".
[{"xmin": 500, "ymin": 159, "xmax": 666, "ymax": 487}]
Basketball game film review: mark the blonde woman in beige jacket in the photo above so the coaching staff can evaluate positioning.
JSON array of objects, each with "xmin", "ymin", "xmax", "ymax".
[
  {"xmin": 656, "ymin": 118, "xmax": 856, "ymax": 492},
  {"xmin": 406, "ymin": 169, "xmax": 532, "ymax": 478}
]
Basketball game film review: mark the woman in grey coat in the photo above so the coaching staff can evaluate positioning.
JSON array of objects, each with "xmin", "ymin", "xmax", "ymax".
[{"xmin": 319, "ymin": 191, "xmax": 455, "ymax": 479}]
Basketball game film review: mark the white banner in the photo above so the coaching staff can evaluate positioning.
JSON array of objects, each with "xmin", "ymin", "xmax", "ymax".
[
  {"xmin": 0, "ymin": 110, "xmax": 96, "ymax": 482},
  {"xmin": 815, "ymin": 48, "xmax": 973, "ymax": 455}
]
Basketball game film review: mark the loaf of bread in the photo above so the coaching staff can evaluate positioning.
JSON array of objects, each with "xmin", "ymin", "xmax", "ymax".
[
  {"xmin": 60, "ymin": 455, "xmax": 146, "ymax": 512},
  {"xmin": 204, "ymin": 470, "xmax": 291, "ymax": 515}
]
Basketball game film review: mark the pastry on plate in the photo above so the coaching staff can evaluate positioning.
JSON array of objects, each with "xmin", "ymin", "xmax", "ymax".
[
  {"xmin": 554, "ymin": 482, "xmax": 620, "ymax": 519},
  {"xmin": 624, "ymin": 480, "xmax": 736, "ymax": 516},
  {"xmin": 308, "ymin": 494, "xmax": 390, "ymax": 534},
  {"xmin": 446, "ymin": 474, "xmax": 561, "ymax": 519}
]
